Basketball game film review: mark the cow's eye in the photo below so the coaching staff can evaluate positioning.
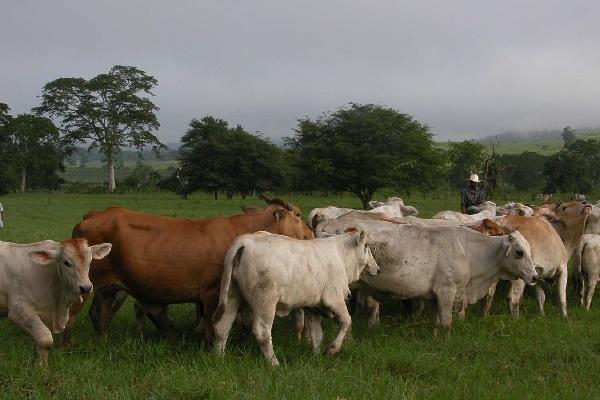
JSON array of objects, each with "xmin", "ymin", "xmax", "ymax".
[
  {"xmin": 515, "ymin": 250, "xmax": 524, "ymax": 259},
  {"xmin": 64, "ymin": 260, "xmax": 72, "ymax": 267}
]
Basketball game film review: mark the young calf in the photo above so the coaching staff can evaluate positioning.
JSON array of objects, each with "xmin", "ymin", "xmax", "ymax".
[
  {"xmin": 0, "ymin": 239, "xmax": 111, "ymax": 367},
  {"xmin": 213, "ymin": 229, "xmax": 379, "ymax": 366}
]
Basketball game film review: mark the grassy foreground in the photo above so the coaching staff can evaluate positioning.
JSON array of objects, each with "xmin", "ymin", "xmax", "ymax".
[{"xmin": 0, "ymin": 192, "xmax": 599, "ymax": 399}]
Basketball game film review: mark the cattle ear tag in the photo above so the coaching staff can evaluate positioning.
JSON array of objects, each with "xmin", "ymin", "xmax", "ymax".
[{"xmin": 30, "ymin": 250, "xmax": 58, "ymax": 265}]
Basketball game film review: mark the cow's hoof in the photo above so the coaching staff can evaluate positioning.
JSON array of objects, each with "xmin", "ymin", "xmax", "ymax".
[{"xmin": 327, "ymin": 344, "xmax": 340, "ymax": 355}]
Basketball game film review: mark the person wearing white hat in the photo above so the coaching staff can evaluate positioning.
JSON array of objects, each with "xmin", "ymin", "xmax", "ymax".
[{"xmin": 461, "ymin": 174, "xmax": 485, "ymax": 214}]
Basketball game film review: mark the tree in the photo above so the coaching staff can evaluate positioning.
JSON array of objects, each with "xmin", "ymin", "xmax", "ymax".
[
  {"xmin": 562, "ymin": 126, "xmax": 576, "ymax": 147},
  {"xmin": 543, "ymin": 139, "xmax": 600, "ymax": 194},
  {"xmin": 446, "ymin": 140, "xmax": 487, "ymax": 189},
  {"xmin": 500, "ymin": 152, "xmax": 547, "ymax": 191},
  {"xmin": 0, "ymin": 103, "xmax": 16, "ymax": 194},
  {"xmin": 10, "ymin": 114, "xmax": 62, "ymax": 192},
  {"xmin": 177, "ymin": 116, "xmax": 284, "ymax": 198},
  {"xmin": 35, "ymin": 65, "xmax": 164, "ymax": 192},
  {"xmin": 122, "ymin": 162, "xmax": 161, "ymax": 191},
  {"xmin": 287, "ymin": 103, "xmax": 445, "ymax": 208}
]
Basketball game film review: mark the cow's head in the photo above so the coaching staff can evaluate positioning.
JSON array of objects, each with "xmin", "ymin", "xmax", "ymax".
[
  {"xmin": 269, "ymin": 209, "xmax": 314, "ymax": 240},
  {"xmin": 470, "ymin": 218, "xmax": 511, "ymax": 236},
  {"xmin": 29, "ymin": 239, "xmax": 112, "ymax": 302},
  {"xmin": 502, "ymin": 231, "xmax": 538, "ymax": 286},
  {"xmin": 345, "ymin": 228, "xmax": 380, "ymax": 279},
  {"xmin": 550, "ymin": 201, "xmax": 591, "ymax": 228}
]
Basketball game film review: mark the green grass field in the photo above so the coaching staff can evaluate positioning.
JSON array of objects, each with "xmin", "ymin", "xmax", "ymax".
[{"xmin": 1, "ymin": 192, "xmax": 599, "ymax": 399}]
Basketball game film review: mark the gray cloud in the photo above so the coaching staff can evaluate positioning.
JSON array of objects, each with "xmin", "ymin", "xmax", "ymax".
[{"xmin": 1, "ymin": 0, "xmax": 599, "ymax": 143}]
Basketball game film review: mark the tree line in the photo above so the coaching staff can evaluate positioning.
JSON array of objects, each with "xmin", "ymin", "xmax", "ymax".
[{"xmin": 1, "ymin": 65, "xmax": 599, "ymax": 205}]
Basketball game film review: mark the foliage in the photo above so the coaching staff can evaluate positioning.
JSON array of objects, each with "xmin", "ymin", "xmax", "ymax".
[
  {"xmin": 446, "ymin": 140, "xmax": 487, "ymax": 189},
  {"xmin": 10, "ymin": 113, "xmax": 64, "ymax": 191},
  {"xmin": 543, "ymin": 139, "xmax": 600, "ymax": 194},
  {"xmin": 0, "ymin": 103, "xmax": 16, "ymax": 194},
  {"xmin": 499, "ymin": 152, "xmax": 548, "ymax": 191},
  {"xmin": 177, "ymin": 116, "xmax": 284, "ymax": 199},
  {"xmin": 286, "ymin": 103, "xmax": 446, "ymax": 208},
  {"xmin": 122, "ymin": 162, "xmax": 162, "ymax": 191},
  {"xmin": 562, "ymin": 126, "xmax": 576, "ymax": 147},
  {"xmin": 34, "ymin": 65, "xmax": 165, "ymax": 191}
]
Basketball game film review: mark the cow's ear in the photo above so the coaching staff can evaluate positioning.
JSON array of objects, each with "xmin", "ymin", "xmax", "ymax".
[
  {"xmin": 482, "ymin": 218, "xmax": 493, "ymax": 228},
  {"xmin": 30, "ymin": 249, "xmax": 59, "ymax": 265},
  {"xmin": 90, "ymin": 243, "xmax": 112, "ymax": 260},
  {"xmin": 357, "ymin": 230, "xmax": 368, "ymax": 246},
  {"xmin": 273, "ymin": 209, "xmax": 286, "ymax": 222}
]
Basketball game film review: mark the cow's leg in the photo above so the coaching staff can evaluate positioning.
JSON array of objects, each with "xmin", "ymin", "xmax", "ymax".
[
  {"xmin": 56, "ymin": 294, "xmax": 90, "ymax": 348},
  {"xmin": 534, "ymin": 285, "xmax": 546, "ymax": 316},
  {"xmin": 326, "ymin": 301, "xmax": 352, "ymax": 356},
  {"xmin": 9, "ymin": 305, "xmax": 53, "ymax": 368},
  {"xmin": 201, "ymin": 288, "xmax": 221, "ymax": 344},
  {"xmin": 557, "ymin": 265, "xmax": 568, "ymax": 317},
  {"xmin": 251, "ymin": 304, "xmax": 278, "ymax": 366},
  {"xmin": 293, "ymin": 308, "xmax": 305, "ymax": 341},
  {"xmin": 585, "ymin": 275, "xmax": 598, "ymax": 310},
  {"xmin": 365, "ymin": 296, "xmax": 380, "ymax": 328},
  {"xmin": 213, "ymin": 290, "xmax": 241, "ymax": 355},
  {"xmin": 580, "ymin": 270, "xmax": 588, "ymax": 307},
  {"xmin": 435, "ymin": 288, "xmax": 456, "ymax": 335},
  {"xmin": 142, "ymin": 304, "xmax": 175, "ymax": 338},
  {"xmin": 508, "ymin": 279, "xmax": 525, "ymax": 318},
  {"xmin": 194, "ymin": 302, "xmax": 205, "ymax": 334},
  {"xmin": 89, "ymin": 288, "xmax": 123, "ymax": 337},
  {"xmin": 133, "ymin": 301, "xmax": 146, "ymax": 333},
  {"xmin": 304, "ymin": 310, "xmax": 323, "ymax": 353},
  {"xmin": 484, "ymin": 280, "xmax": 498, "ymax": 317}
]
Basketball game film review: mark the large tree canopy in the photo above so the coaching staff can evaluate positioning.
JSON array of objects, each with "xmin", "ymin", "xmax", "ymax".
[
  {"xmin": 34, "ymin": 65, "xmax": 164, "ymax": 192},
  {"xmin": 447, "ymin": 140, "xmax": 487, "ymax": 189},
  {"xmin": 287, "ymin": 103, "xmax": 445, "ymax": 208},
  {"xmin": 177, "ymin": 116, "xmax": 284, "ymax": 199},
  {"xmin": 0, "ymin": 103, "xmax": 15, "ymax": 194}
]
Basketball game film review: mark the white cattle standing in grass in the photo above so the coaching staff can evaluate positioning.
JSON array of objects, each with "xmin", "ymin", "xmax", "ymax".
[
  {"xmin": 213, "ymin": 229, "xmax": 380, "ymax": 366},
  {"xmin": 0, "ymin": 239, "xmax": 111, "ymax": 367},
  {"xmin": 431, "ymin": 201, "xmax": 497, "ymax": 224},
  {"xmin": 573, "ymin": 203, "xmax": 600, "ymax": 309},
  {"xmin": 317, "ymin": 219, "xmax": 538, "ymax": 332}
]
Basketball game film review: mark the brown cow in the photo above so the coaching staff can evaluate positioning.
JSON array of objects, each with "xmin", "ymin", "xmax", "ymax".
[
  {"xmin": 473, "ymin": 201, "xmax": 590, "ymax": 317},
  {"xmin": 59, "ymin": 198, "xmax": 313, "ymax": 346}
]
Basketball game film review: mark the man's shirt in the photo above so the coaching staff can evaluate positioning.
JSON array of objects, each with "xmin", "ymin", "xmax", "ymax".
[{"xmin": 461, "ymin": 187, "xmax": 485, "ymax": 210}]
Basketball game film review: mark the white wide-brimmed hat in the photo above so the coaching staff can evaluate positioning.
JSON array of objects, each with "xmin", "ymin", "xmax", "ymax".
[{"xmin": 469, "ymin": 174, "xmax": 480, "ymax": 183}]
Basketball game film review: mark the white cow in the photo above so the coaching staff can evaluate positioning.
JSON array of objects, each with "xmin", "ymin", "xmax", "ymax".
[
  {"xmin": 213, "ymin": 229, "xmax": 380, "ymax": 366},
  {"xmin": 574, "ymin": 234, "xmax": 600, "ymax": 309},
  {"xmin": 317, "ymin": 219, "xmax": 538, "ymax": 332},
  {"xmin": 0, "ymin": 239, "xmax": 111, "ymax": 367},
  {"xmin": 497, "ymin": 202, "xmax": 534, "ymax": 217},
  {"xmin": 431, "ymin": 201, "xmax": 497, "ymax": 224},
  {"xmin": 308, "ymin": 197, "xmax": 418, "ymax": 229}
]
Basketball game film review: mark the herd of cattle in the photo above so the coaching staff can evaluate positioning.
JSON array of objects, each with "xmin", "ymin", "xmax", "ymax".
[{"xmin": 2, "ymin": 195, "xmax": 600, "ymax": 367}]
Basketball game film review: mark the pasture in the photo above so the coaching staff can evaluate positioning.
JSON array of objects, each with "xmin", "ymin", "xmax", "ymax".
[{"xmin": 1, "ymin": 192, "xmax": 600, "ymax": 399}]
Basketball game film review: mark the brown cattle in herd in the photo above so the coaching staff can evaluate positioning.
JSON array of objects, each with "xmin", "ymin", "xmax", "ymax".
[
  {"xmin": 59, "ymin": 197, "xmax": 313, "ymax": 346},
  {"xmin": 471, "ymin": 201, "xmax": 591, "ymax": 317}
]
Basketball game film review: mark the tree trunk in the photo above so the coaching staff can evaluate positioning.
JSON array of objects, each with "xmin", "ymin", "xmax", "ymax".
[
  {"xmin": 214, "ymin": 191, "xmax": 218, "ymax": 200},
  {"xmin": 20, "ymin": 167, "xmax": 26, "ymax": 193},
  {"xmin": 107, "ymin": 159, "xmax": 116, "ymax": 192}
]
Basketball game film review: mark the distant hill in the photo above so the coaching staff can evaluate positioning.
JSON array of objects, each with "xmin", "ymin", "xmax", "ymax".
[{"xmin": 476, "ymin": 127, "xmax": 600, "ymax": 144}]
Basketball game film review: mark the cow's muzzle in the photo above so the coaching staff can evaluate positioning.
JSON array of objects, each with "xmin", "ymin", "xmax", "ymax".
[
  {"xmin": 526, "ymin": 274, "xmax": 539, "ymax": 286},
  {"xmin": 79, "ymin": 284, "xmax": 93, "ymax": 294}
]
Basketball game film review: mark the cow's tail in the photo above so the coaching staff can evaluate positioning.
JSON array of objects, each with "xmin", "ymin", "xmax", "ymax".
[{"xmin": 213, "ymin": 244, "xmax": 245, "ymax": 323}]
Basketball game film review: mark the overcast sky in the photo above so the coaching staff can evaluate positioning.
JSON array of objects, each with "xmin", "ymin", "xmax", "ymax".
[{"xmin": 1, "ymin": 0, "xmax": 599, "ymax": 143}]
